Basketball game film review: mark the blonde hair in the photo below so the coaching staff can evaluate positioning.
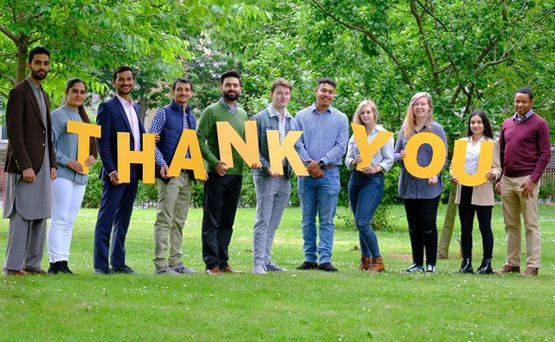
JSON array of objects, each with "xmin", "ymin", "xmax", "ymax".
[
  {"xmin": 271, "ymin": 78, "xmax": 293, "ymax": 93},
  {"xmin": 401, "ymin": 92, "xmax": 434, "ymax": 138},
  {"xmin": 353, "ymin": 100, "xmax": 379, "ymax": 126}
]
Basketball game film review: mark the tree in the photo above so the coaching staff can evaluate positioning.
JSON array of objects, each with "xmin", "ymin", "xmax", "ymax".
[{"xmin": 0, "ymin": 0, "xmax": 269, "ymax": 107}]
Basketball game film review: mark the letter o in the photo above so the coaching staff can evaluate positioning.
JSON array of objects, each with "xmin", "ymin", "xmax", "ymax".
[{"xmin": 404, "ymin": 132, "xmax": 446, "ymax": 178}]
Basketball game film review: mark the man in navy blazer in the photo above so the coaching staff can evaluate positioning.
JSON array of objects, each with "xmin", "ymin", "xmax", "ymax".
[{"xmin": 93, "ymin": 66, "xmax": 145, "ymax": 275}]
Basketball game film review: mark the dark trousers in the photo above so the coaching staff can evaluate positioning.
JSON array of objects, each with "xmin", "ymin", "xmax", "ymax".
[
  {"xmin": 93, "ymin": 167, "xmax": 138, "ymax": 269},
  {"xmin": 202, "ymin": 173, "xmax": 242, "ymax": 269},
  {"xmin": 403, "ymin": 196, "xmax": 439, "ymax": 266},
  {"xmin": 458, "ymin": 186, "xmax": 494, "ymax": 259}
]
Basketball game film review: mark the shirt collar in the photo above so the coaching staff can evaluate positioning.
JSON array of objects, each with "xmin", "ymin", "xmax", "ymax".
[
  {"xmin": 116, "ymin": 94, "xmax": 135, "ymax": 107},
  {"xmin": 310, "ymin": 103, "xmax": 332, "ymax": 115},
  {"xmin": 268, "ymin": 104, "xmax": 291, "ymax": 119},
  {"xmin": 170, "ymin": 99, "xmax": 190, "ymax": 115},
  {"xmin": 371, "ymin": 125, "xmax": 384, "ymax": 134},
  {"xmin": 26, "ymin": 77, "xmax": 41, "ymax": 91},
  {"xmin": 467, "ymin": 135, "xmax": 485, "ymax": 143},
  {"xmin": 415, "ymin": 123, "xmax": 430, "ymax": 133},
  {"xmin": 219, "ymin": 97, "xmax": 238, "ymax": 114},
  {"xmin": 513, "ymin": 109, "xmax": 534, "ymax": 123}
]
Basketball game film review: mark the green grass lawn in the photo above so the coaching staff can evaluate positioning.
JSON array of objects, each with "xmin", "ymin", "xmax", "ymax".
[{"xmin": 1, "ymin": 204, "xmax": 555, "ymax": 341}]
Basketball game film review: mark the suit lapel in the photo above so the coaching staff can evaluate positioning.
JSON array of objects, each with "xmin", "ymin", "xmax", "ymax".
[
  {"xmin": 113, "ymin": 97, "xmax": 133, "ymax": 133},
  {"xmin": 22, "ymin": 80, "xmax": 46, "ymax": 127}
]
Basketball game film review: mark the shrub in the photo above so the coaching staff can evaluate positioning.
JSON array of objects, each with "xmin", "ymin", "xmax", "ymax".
[
  {"xmin": 539, "ymin": 181, "xmax": 553, "ymax": 203},
  {"xmin": 82, "ymin": 161, "xmax": 103, "ymax": 208}
]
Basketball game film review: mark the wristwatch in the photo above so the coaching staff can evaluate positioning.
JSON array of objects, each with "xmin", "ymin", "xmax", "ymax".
[{"xmin": 318, "ymin": 160, "xmax": 326, "ymax": 168}]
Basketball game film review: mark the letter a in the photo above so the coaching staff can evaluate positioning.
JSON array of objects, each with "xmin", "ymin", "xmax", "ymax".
[
  {"xmin": 66, "ymin": 120, "xmax": 101, "ymax": 174},
  {"xmin": 167, "ymin": 129, "xmax": 207, "ymax": 180},
  {"xmin": 217, "ymin": 121, "xmax": 260, "ymax": 168},
  {"xmin": 267, "ymin": 130, "xmax": 308, "ymax": 176},
  {"xmin": 117, "ymin": 132, "xmax": 156, "ymax": 183}
]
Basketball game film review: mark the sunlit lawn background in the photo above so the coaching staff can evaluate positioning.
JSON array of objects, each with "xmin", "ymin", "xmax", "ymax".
[{"xmin": 1, "ymin": 205, "xmax": 554, "ymax": 341}]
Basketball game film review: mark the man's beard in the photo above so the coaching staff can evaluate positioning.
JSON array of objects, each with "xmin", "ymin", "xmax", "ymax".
[
  {"xmin": 223, "ymin": 91, "xmax": 239, "ymax": 102},
  {"xmin": 31, "ymin": 69, "xmax": 48, "ymax": 80}
]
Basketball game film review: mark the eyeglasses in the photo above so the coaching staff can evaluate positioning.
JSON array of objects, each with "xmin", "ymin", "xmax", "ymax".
[{"xmin": 413, "ymin": 102, "xmax": 428, "ymax": 107}]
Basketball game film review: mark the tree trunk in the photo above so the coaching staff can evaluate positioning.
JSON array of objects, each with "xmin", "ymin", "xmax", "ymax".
[
  {"xmin": 139, "ymin": 83, "xmax": 149, "ymax": 124},
  {"xmin": 438, "ymin": 180, "xmax": 458, "ymax": 259},
  {"xmin": 15, "ymin": 39, "xmax": 29, "ymax": 83}
]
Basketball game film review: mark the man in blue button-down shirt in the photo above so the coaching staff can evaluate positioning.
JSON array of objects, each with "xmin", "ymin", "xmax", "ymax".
[{"xmin": 295, "ymin": 78, "xmax": 349, "ymax": 272}]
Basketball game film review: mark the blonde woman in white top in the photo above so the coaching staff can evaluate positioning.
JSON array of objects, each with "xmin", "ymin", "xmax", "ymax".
[{"xmin": 345, "ymin": 100, "xmax": 394, "ymax": 272}]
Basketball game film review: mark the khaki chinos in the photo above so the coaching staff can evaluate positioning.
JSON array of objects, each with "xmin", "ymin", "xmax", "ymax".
[
  {"xmin": 500, "ymin": 175, "xmax": 540, "ymax": 268},
  {"xmin": 153, "ymin": 171, "xmax": 192, "ymax": 269}
]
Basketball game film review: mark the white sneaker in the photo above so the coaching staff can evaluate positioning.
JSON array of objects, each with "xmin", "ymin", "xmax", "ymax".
[{"xmin": 252, "ymin": 265, "xmax": 267, "ymax": 274}]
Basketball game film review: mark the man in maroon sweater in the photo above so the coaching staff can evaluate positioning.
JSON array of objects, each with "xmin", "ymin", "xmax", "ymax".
[{"xmin": 497, "ymin": 87, "xmax": 551, "ymax": 276}]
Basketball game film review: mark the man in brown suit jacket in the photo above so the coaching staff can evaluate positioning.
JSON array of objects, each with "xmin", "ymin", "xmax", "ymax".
[{"xmin": 3, "ymin": 46, "xmax": 57, "ymax": 276}]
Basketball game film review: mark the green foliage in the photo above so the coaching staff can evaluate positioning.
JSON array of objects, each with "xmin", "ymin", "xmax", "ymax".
[
  {"xmin": 0, "ymin": 0, "xmax": 269, "ymax": 112},
  {"xmin": 337, "ymin": 203, "xmax": 395, "ymax": 233},
  {"xmin": 539, "ymin": 181, "xmax": 553, "ymax": 203},
  {"xmin": 382, "ymin": 164, "xmax": 401, "ymax": 205},
  {"xmin": 372, "ymin": 204, "xmax": 395, "ymax": 232},
  {"xmin": 335, "ymin": 206, "xmax": 355, "ymax": 231},
  {"xmin": 82, "ymin": 160, "xmax": 103, "ymax": 208},
  {"xmin": 239, "ymin": 167, "xmax": 257, "ymax": 207},
  {"xmin": 136, "ymin": 182, "xmax": 158, "ymax": 205},
  {"xmin": 190, "ymin": 180, "xmax": 205, "ymax": 208}
]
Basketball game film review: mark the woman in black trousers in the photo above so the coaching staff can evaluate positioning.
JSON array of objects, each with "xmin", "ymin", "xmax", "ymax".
[{"xmin": 450, "ymin": 111, "xmax": 501, "ymax": 274}]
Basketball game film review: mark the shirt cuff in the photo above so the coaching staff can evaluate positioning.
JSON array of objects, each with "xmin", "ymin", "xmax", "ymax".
[{"xmin": 59, "ymin": 156, "xmax": 70, "ymax": 167}]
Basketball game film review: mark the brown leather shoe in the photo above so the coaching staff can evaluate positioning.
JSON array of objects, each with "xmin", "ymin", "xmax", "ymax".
[
  {"xmin": 368, "ymin": 257, "xmax": 385, "ymax": 273},
  {"xmin": 359, "ymin": 256, "xmax": 371, "ymax": 271},
  {"xmin": 3, "ymin": 269, "xmax": 28, "ymax": 276},
  {"xmin": 205, "ymin": 267, "xmax": 222, "ymax": 275},
  {"xmin": 220, "ymin": 266, "xmax": 243, "ymax": 274},
  {"xmin": 498, "ymin": 264, "xmax": 520, "ymax": 274},
  {"xmin": 23, "ymin": 268, "xmax": 48, "ymax": 275},
  {"xmin": 522, "ymin": 267, "xmax": 539, "ymax": 277}
]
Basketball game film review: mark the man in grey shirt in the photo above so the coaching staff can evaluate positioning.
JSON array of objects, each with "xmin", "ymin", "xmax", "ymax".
[
  {"xmin": 251, "ymin": 78, "xmax": 300, "ymax": 274},
  {"xmin": 3, "ymin": 46, "xmax": 57, "ymax": 275}
]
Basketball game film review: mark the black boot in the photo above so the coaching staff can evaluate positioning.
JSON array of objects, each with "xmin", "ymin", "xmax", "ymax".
[
  {"xmin": 48, "ymin": 262, "xmax": 63, "ymax": 275},
  {"xmin": 61, "ymin": 261, "xmax": 75, "ymax": 275},
  {"xmin": 475, "ymin": 258, "xmax": 493, "ymax": 275},
  {"xmin": 458, "ymin": 258, "xmax": 473, "ymax": 273}
]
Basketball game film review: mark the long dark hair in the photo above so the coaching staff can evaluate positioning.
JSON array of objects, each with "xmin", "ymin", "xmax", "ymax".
[
  {"xmin": 466, "ymin": 110, "xmax": 494, "ymax": 139},
  {"xmin": 65, "ymin": 78, "xmax": 98, "ymax": 157}
]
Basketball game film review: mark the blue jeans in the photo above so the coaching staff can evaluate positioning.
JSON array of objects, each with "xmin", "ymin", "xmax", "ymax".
[
  {"xmin": 348, "ymin": 171, "xmax": 384, "ymax": 258},
  {"xmin": 298, "ymin": 167, "xmax": 341, "ymax": 263}
]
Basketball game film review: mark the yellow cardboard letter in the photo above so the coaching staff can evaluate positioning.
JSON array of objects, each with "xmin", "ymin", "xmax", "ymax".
[
  {"xmin": 451, "ymin": 140, "xmax": 494, "ymax": 186},
  {"xmin": 404, "ymin": 132, "xmax": 446, "ymax": 178},
  {"xmin": 117, "ymin": 132, "xmax": 156, "ymax": 184},
  {"xmin": 267, "ymin": 130, "xmax": 308, "ymax": 176},
  {"xmin": 351, "ymin": 123, "xmax": 394, "ymax": 171},
  {"xmin": 167, "ymin": 129, "xmax": 207, "ymax": 180},
  {"xmin": 217, "ymin": 121, "xmax": 260, "ymax": 168},
  {"xmin": 66, "ymin": 120, "xmax": 101, "ymax": 175}
]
